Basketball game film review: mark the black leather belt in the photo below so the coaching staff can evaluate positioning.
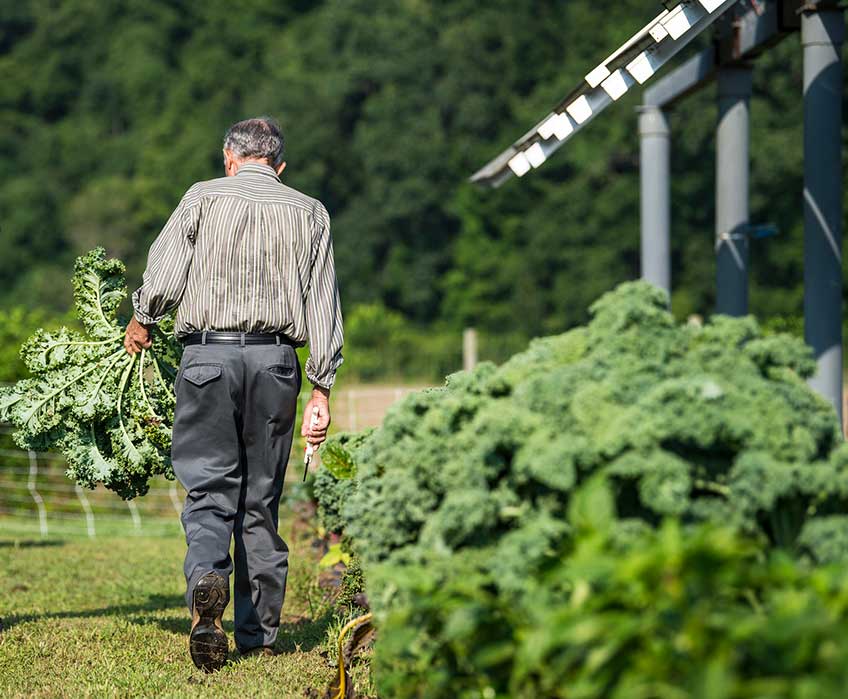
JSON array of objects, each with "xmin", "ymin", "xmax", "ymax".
[{"xmin": 181, "ymin": 331, "xmax": 295, "ymax": 346}]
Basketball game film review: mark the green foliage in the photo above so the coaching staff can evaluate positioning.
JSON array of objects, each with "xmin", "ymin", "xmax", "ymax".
[
  {"xmin": 3, "ymin": 1, "xmax": 841, "ymax": 339},
  {"xmin": 339, "ymin": 303, "xmax": 527, "ymax": 383},
  {"xmin": 313, "ymin": 468, "xmax": 356, "ymax": 535},
  {"xmin": 760, "ymin": 315, "xmax": 848, "ymax": 370},
  {"xmin": 319, "ymin": 281, "xmax": 848, "ymax": 693},
  {"xmin": 315, "ymin": 431, "xmax": 374, "ymax": 535},
  {"xmin": 371, "ymin": 479, "xmax": 848, "ymax": 699},
  {"xmin": 319, "ymin": 542, "xmax": 352, "ymax": 569},
  {"xmin": 341, "ymin": 303, "xmax": 461, "ymax": 382},
  {"xmin": 341, "ymin": 282, "xmax": 844, "ymax": 571},
  {"xmin": 321, "ymin": 430, "xmax": 373, "ymax": 480},
  {"xmin": 0, "ymin": 307, "xmax": 76, "ymax": 383},
  {"xmin": 335, "ymin": 555, "xmax": 367, "ymax": 616},
  {"xmin": 0, "ymin": 248, "xmax": 181, "ymax": 498}
]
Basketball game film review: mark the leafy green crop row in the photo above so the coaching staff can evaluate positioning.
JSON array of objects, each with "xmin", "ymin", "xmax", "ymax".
[
  {"xmin": 342, "ymin": 282, "xmax": 846, "ymax": 568},
  {"xmin": 316, "ymin": 281, "xmax": 848, "ymax": 697},
  {"xmin": 373, "ymin": 478, "xmax": 848, "ymax": 699},
  {"xmin": 0, "ymin": 249, "xmax": 181, "ymax": 498}
]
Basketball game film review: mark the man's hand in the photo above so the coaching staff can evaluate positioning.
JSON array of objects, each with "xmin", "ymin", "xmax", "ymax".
[
  {"xmin": 301, "ymin": 386, "xmax": 331, "ymax": 447},
  {"xmin": 124, "ymin": 316, "xmax": 153, "ymax": 355}
]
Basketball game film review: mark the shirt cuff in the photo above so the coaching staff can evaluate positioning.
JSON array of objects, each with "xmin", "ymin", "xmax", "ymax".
[
  {"xmin": 131, "ymin": 288, "xmax": 163, "ymax": 326},
  {"xmin": 307, "ymin": 372, "xmax": 336, "ymax": 390},
  {"xmin": 306, "ymin": 356, "xmax": 343, "ymax": 390}
]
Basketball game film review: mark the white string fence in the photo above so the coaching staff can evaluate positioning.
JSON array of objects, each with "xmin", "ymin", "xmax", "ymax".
[{"xmin": 1, "ymin": 386, "xmax": 425, "ymax": 539}]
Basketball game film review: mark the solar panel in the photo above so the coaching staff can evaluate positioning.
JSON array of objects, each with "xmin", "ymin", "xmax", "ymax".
[{"xmin": 470, "ymin": 0, "xmax": 742, "ymax": 187}]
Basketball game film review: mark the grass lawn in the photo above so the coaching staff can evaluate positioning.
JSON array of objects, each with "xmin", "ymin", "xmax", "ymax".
[{"xmin": 0, "ymin": 516, "xmax": 340, "ymax": 698}]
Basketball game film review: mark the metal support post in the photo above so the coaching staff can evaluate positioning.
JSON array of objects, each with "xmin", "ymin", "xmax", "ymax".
[
  {"xmin": 639, "ymin": 105, "xmax": 671, "ymax": 296},
  {"xmin": 463, "ymin": 328, "xmax": 478, "ymax": 372},
  {"xmin": 715, "ymin": 65, "xmax": 753, "ymax": 317},
  {"xmin": 802, "ymin": 6, "xmax": 845, "ymax": 428}
]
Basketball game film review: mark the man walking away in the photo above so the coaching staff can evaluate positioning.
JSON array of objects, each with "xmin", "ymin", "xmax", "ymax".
[{"xmin": 123, "ymin": 117, "xmax": 343, "ymax": 671}]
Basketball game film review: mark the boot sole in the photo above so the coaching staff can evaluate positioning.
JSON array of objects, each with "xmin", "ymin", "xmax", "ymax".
[{"xmin": 189, "ymin": 573, "xmax": 229, "ymax": 673}]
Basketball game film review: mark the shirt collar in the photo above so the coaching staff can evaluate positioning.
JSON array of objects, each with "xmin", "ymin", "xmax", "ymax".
[{"xmin": 236, "ymin": 162, "xmax": 281, "ymax": 181}]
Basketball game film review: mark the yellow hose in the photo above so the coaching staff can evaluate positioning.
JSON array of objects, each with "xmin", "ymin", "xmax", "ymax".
[{"xmin": 333, "ymin": 612, "xmax": 373, "ymax": 699}]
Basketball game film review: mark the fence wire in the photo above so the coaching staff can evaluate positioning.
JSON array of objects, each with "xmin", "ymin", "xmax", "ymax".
[{"xmin": 0, "ymin": 385, "xmax": 423, "ymax": 539}]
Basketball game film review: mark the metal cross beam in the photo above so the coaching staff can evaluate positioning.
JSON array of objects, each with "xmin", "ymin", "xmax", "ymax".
[
  {"xmin": 644, "ymin": 0, "xmax": 801, "ymax": 108},
  {"xmin": 470, "ymin": 0, "xmax": 743, "ymax": 188}
]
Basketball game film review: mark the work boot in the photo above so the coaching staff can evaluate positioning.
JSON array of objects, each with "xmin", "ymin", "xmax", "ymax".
[{"xmin": 189, "ymin": 572, "xmax": 230, "ymax": 672}]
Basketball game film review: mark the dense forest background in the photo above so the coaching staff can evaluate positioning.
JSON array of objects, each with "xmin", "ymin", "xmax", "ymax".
[{"xmin": 0, "ymin": 0, "xmax": 845, "ymax": 381}]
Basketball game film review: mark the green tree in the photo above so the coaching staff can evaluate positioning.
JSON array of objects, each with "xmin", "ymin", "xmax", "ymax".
[{"xmin": 0, "ymin": 0, "xmax": 844, "ymax": 342}]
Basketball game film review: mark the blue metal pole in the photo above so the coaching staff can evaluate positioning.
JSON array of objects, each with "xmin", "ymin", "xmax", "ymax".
[
  {"xmin": 802, "ymin": 6, "xmax": 845, "ymax": 429},
  {"xmin": 639, "ymin": 106, "xmax": 672, "ymax": 295},
  {"xmin": 715, "ymin": 65, "xmax": 753, "ymax": 317}
]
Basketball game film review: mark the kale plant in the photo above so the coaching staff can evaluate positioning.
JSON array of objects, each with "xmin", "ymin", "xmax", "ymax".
[
  {"xmin": 373, "ymin": 478, "xmax": 848, "ymax": 699},
  {"xmin": 315, "ymin": 429, "xmax": 373, "ymax": 535},
  {"xmin": 0, "ymin": 248, "xmax": 181, "ymax": 498},
  {"xmin": 331, "ymin": 281, "xmax": 848, "ymax": 572},
  {"xmin": 315, "ymin": 280, "xmax": 848, "ymax": 696}
]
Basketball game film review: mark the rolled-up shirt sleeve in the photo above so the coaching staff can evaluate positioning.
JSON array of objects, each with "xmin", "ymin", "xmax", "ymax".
[
  {"xmin": 304, "ymin": 202, "xmax": 344, "ymax": 389},
  {"xmin": 132, "ymin": 186, "xmax": 200, "ymax": 325}
]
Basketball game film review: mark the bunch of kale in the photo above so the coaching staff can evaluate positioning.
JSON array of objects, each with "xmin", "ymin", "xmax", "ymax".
[{"xmin": 0, "ymin": 248, "xmax": 181, "ymax": 498}]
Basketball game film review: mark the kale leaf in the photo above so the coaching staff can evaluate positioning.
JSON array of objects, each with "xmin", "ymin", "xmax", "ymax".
[{"xmin": 0, "ymin": 248, "xmax": 180, "ymax": 498}]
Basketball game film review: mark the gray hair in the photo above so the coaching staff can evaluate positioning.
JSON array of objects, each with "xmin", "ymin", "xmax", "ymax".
[{"xmin": 223, "ymin": 117, "xmax": 285, "ymax": 168}]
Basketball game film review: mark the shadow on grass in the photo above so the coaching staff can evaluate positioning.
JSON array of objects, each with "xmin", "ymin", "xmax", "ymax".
[
  {"xmin": 130, "ymin": 612, "xmax": 192, "ymax": 636},
  {"xmin": 0, "ymin": 540, "xmax": 65, "ymax": 549},
  {"xmin": 130, "ymin": 614, "xmax": 236, "ymax": 637},
  {"xmin": 1, "ymin": 592, "xmax": 334, "ymax": 659},
  {"xmin": 275, "ymin": 612, "xmax": 334, "ymax": 654},
  {"xmin": 0, "ymin": 593, "xmax": 185, "ymax": 632}
]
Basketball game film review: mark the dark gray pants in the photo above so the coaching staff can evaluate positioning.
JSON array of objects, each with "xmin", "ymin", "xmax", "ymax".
[{"xmin": 171, "ymin": 341, "xmax": 300, "ymax": 652}]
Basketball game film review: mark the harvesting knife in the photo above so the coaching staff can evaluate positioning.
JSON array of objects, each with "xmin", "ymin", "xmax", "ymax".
[{"xmin": 302, "ymin": 405, "xmax": 320, "ymax": 481}]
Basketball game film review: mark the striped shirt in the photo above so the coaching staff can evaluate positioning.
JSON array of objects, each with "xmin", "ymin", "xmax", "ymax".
[{"xmin": 132, "ymin": 162, "xmax": 343, "ymax": 389}]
